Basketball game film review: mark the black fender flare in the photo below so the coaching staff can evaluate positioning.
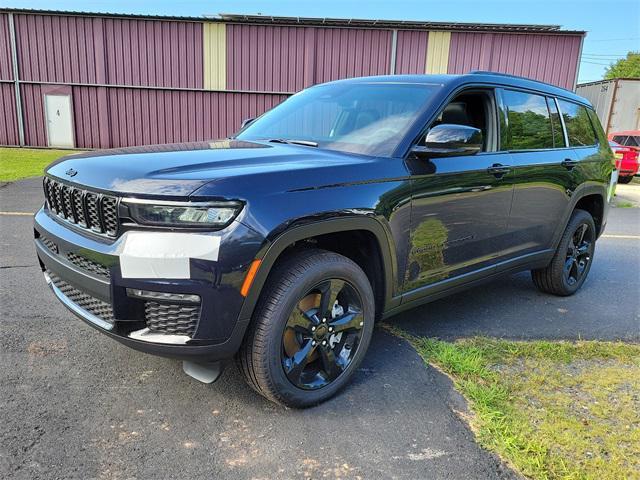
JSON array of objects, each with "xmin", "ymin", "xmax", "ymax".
[
  {"xmin": 551, "ymin": 182, "xmax": 607, "ymax": 251},
  {"xmin": 237, "ymin": 216, "xmax": 400, "ymax": 323}
]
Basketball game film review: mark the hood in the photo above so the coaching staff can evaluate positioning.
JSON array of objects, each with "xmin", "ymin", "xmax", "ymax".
[{"xmin": 45, "ymin": 140, "xmax": 401, "ymax": 199}]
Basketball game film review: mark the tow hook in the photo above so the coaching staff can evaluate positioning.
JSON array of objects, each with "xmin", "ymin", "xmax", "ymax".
[{"xmin": 183, "ymin": 360, "xmax": 223, "ymax": 384}]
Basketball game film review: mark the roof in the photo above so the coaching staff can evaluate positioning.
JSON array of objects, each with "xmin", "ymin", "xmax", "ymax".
[
  {"xmin": 0, "ymin": 8, "xmax": 586, "ymax": 34},
  {"xmin": 326, "ymin": 72, "xmax": 590, "ymax": 105}
]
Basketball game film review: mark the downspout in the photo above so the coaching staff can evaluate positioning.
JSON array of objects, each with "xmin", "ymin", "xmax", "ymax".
[
  {"xmin": 389, "ymin": 29, "xmax": 398, "ymax": 74},
  {"xmin": 7, "ymin": 13, "xmax": 25, "ymax": 146}
]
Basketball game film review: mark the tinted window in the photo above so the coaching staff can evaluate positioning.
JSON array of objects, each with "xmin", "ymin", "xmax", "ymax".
[
  {"xmin": 557, "ymin": 100, "xmax": 597, "ymax": 147},
  {"xmin": 547, "ymin": 97, "xmax": 565, "ymax": 147},
  {"xmin": 586, "ymin": 108, "xmax": 608, "ymax": 146},
  {"xmin": 502, "ymin": 90, "xmax": 554, "ymax": 150},
  {"xmin": 237, "ymin": 83, "xmax": 440, "ymax": 156},
  {"xmin": 626, "ymin": 136, "xmax": 639, "ymax": 147},
  {"xmin": 612, "ymin": 135, "xmax": 628, "ymax": 144}
]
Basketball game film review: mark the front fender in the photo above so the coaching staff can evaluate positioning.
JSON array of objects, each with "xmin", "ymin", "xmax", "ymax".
[{"xmin": 236, "ymin": 215, "xmax": 400, "ymax": 323}]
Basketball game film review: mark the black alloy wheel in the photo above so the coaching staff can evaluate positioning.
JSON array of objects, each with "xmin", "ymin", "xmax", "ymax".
[
  {"xmin": 237, "ymin": 249, "xmax": 375, "ymax": 408},
  {"xmin": 531, "ymin": 209, "xmax": 597, "ymax": 296},
  {"xmin": 564, "ymin": 223, "xmax": 593, "ymax": 287},
  {"xmin": 281, "ymin": 279, "xmax": 364, "ymax": 390}
]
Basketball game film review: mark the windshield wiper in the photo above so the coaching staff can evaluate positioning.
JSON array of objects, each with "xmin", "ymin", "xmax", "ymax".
[{"xmin": 267, "ymin": 138, "xmax": 318, "ymax": 147}]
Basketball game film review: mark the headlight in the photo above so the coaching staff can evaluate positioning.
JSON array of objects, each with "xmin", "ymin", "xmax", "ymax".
[{"xmin": 125, "ymin": 201, "xmax": 242, "ymax": 228}]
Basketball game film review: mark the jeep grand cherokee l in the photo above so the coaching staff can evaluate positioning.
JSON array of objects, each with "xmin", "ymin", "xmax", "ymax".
[{"xmin": 34, "ymin": 72, "xmax": 616, "ymax": 407}]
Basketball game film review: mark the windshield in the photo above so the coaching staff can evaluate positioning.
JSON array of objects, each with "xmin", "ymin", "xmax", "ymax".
[{"xmin": 236, "ymin": 82, "xmax": 441, "ymax": 156}]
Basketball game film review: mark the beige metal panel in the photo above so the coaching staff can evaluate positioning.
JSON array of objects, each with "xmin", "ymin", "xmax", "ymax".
[
  {"xmin": 203, "ymin": 23, "xmax": 226, "ymax": 90},
  {"xmin": 425, "ymin": 31, "xmax": 450, "ymax": 74}
]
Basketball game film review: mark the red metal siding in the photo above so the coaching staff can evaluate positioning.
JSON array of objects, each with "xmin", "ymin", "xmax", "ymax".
[
  {"xmin": 395, "ymin": 30, "xmax": 428, "ymax": 74},
  {"xmin": 227, "ymin": 25, "xmax": 391, "ymax": 91},
  {"xmin": 104, "ymin": 18, "xmax": 203, "ymax": 88},
  {"xmin": 20, "ymin": 83, "xmax": 46, "ymax": 146},
  {"xmin": 15, "ymin": 14, "xmax": 100, "ymax": 83},
  {"xmin": 315, "ymin": 28, "xmax": 391, "ymax": 84},
  {"xmin": 0, "ymin": 83, "xmax": 18, "ymax": 145},
  {"xmin": 0, "ymin": 14, "xmax": 13, "ymax": 80},
  {"xmin": 448, "ymin": 32, "xmax": 581, "ymax": 90},
  {"xmin": 14, "ymin": 14, "xmax": 203, "ymax": 88},
  {"xmin": 105, "ymin": 88, "xmax": 286, "ymax": 147},
  {"xmin": 227, "ymin": 24, "xmax": 312, "ymax": 92}
]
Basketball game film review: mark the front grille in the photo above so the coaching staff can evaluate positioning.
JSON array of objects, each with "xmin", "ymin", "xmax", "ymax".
[
  {"xmin": 66, "ymin": 252, "xmax": 111, "ymax": 279},
  {"xmin": 43, "ymin": 177, "xmax": 119, "ymax": 237},
  {"xmin": 145, "ymin": 301, "xmax": 200, "ymax": 337},
  {"xmin": 46, "ymin": 270, "xmax": 115, "ymax": 324}
]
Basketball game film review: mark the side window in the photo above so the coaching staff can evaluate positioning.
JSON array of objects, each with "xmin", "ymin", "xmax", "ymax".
[
  {"xmin": 426, "ymin": 90, "xmax": 494, "ymax": 152},
  {"xmin": 586, "ymin": 108, "xmax": 608, "ymax": 146},
  {"xmin": 501, "ymin": 90, "xmax": 554, "ymax": 150},
  {"xmin": 547, "ymin": 98, "xmax": 566, "ymax": 147},
  {"xmin": 612, "ymin": 135, "xmax": 627, "ymax": 145},
  {"xmin": 557, "ymin": 100, "xmax": 598, "ymax": 147}
]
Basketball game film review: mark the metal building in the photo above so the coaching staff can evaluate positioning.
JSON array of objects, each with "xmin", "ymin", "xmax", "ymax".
[
  {"xmin": 0, "ymin": 9, "xmax": 585, "ymax": 149},
  {"xmin": 576, "ymin": 78, "xmax": 640, "ymax": 133}
]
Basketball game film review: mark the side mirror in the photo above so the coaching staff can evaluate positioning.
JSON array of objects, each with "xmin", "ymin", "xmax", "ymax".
[
  {"xmin": 411, "ymin": 124, "xmax": 483, "ymax": 158},
  {"xmin": 240, "ymin": 117, "xmax": 256, "ymax": 129}
]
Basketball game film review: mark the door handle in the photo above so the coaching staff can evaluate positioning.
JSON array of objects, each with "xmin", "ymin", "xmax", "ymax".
[
  {"xmin": 487, "ymin": 164, "xmax": 511, "ymax": 177},
  {"xmin": 561, "ymin": 158, "xmax": 579, "ymax": 170}
]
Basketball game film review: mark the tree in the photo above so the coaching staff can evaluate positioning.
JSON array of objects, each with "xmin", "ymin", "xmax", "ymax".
[{"xmin": 604, "ymin": 52, "xmax": 640, "ymax": 79}]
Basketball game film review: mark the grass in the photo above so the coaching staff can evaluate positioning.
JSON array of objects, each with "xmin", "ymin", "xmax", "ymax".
[
  {"xmin": 387, "ymin": 326, "xmax": 640, "ymax": 480},
  {"xmin": 615, "ymin": 201, "xmax": 635, "ymax": 208},
  {"xmin": 0, "ymin": 147, "xmax": 81, "ymax": 182}
]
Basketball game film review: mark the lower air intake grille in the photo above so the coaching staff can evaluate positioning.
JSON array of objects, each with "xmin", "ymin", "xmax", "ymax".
[
  {"xmin": 47, "ymin": 270, "xmax": 115, "ymax": 324},
  {"xmin": 66, "ymin": 252, "xmax": 111, "ymax": 279},
  {"xmin": 145, "ymin": 301, "xmax": 200, "ymax": 336},
  {"xmin": 40, "ymin": 236, "xmax": 58, "ymax": 254}
]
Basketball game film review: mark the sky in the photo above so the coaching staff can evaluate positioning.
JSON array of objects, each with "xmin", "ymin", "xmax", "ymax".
[{"xmin": 3, "ymin": 0, "xmax": 639, "ymax": 84}]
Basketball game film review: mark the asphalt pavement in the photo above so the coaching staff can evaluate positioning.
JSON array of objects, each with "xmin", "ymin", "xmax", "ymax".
[{"xmin": 1, "ymin": 177, "xmax": 639, "ymax": 479}]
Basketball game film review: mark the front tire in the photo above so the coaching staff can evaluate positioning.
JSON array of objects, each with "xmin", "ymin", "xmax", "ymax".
[
  {"xmin": 531, "ymin": 209, "xmax": 596, "ymax": 296},
  {"xmin": 237, "ymin": 249, "xmax": 375, "ymax": 408}
]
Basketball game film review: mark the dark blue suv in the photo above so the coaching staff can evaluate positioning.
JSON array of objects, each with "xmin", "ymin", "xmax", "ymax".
[{"xmin": 34, "ymin": 72, "xmax": 616, "ymax": 407}]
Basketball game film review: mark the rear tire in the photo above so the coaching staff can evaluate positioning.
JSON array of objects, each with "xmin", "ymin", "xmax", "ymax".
[
  {"xmin": 618, "ymin": 175, "xmax": 633, "ymax": 184},
  {"xmin": 236, "ymin": 249, "xmax": 375, "ymax": 408},
  {"xmin": 531, "ymin": 209, "xmax": 596, "ymax": 296}
]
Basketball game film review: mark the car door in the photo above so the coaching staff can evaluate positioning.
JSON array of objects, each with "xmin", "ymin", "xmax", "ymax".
[
  {"xmin": 402, "ymin": 88, "xmax": 515, "ymax": 297},
  {"xmin": 498, "ymin": 90, "xmax": 576, "ymax": 262}
]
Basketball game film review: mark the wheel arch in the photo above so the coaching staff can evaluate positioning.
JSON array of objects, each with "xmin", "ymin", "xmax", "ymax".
[
  {"xmin": 552, "ymin": 184, "xmax": 607, "ymax": 250},
  {"xmin": 237, "ymin": 216, "xmax": 400, "ymax": 323}
]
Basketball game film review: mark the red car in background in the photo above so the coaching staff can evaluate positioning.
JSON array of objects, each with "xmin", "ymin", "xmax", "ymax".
[{"xmin": 608, "ymin": 130, "xmax": 639, "ymax": 184}]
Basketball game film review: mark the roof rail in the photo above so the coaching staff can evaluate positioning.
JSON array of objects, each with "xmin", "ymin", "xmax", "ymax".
[
  {"xmin": 468, "ymin": 70, "xmax": 580, "ymax": 93},
  {"xmin": 468, "ymin": 70, "xmax": 534, "ymax": 80}
]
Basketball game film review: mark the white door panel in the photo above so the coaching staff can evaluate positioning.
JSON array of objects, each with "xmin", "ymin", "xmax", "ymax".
[{"xmin": 45, "ymin": 94, "xmax": 74, "ymax": 148}]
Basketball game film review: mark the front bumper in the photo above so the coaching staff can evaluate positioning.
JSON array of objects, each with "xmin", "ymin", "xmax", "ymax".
[{"xmin": 34, "ymin": 207, "xmax": 263, "ymax": 361}]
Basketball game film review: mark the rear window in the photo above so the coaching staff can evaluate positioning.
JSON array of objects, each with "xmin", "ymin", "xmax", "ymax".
[
  {"xmin": 501, "ymin": 90, "xmax": 554, "ymax": 150},
  {"xmin": 557, "ymin": 100, "xmax": 598, "ymax": 147},
  {"xmin": 625, "ymin": 136, "xmax": 640, "ymax": 147}
]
